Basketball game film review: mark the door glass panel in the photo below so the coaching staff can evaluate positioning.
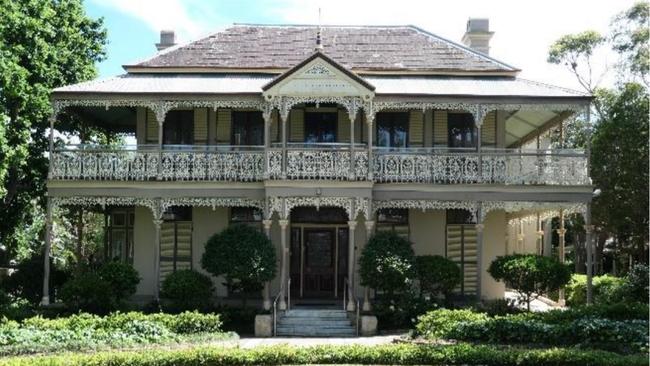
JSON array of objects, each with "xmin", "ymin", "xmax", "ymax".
[
  {"xmin": 306, "ymin": 231, "xmax": 333, "ymax": 267},
  {"xmin": 448, "ymin": 113, "xmax": 476, "ymax": 148},
  {"xmin": 231, "ymin": 111, "xmax": 264, "ymax": 145},
  {"xmin": 304, "ymin": 112, "xmax": 337, "ymax": 143},
  {"xmin": 376, "ymin": 112, "xmax": 408, "ymax": 148}
]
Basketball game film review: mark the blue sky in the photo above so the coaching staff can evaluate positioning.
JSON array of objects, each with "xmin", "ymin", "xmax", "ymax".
[{"xmin": 85, "ymin": 0, "xmax": 636, "ymax": 90}]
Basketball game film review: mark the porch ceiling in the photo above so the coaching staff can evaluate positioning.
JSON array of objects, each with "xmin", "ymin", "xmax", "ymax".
[{"xmin": 505, "ymin": 109, "xmax": 571, "ymax": 148}]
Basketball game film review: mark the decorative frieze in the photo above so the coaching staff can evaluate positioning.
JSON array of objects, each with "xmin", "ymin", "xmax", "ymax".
[{"xmin": 268, "ymin": 196, "xmax": 370, "ymax": 220}]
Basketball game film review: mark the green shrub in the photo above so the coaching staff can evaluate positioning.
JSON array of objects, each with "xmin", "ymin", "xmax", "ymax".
[
  {"xmin": 566, "ymin": 274, "xmax": 630, "ymax": 306},
  {"xmin": 622, "ymin": 264, "xmax": 649, "ymax": 303},
  {"xmin": 2, "ymin": 255, "xmax": 67, "ymax": 304},
  {"xmin": 3, "ymin": 344, "xmax": 644, "ymax": 366},
  {"xmin": 160, "ymin": 270, "xmax": 213, "ymax": 312},
  {"xmin": 59, "ymin": 272, "xmax": 114, "ymax": 314},
  {"xmin": 415, "ymin": 255, "xmax": 460, "ymax": 302},
  {"xmin": 201, "ymin": 224, "xmax": 276, "ymax": 301},
  {"xmin": 98, "ymin": 261, "xmax": 140, "ymax": 303},
  {"xmin": 359, "ymin": 231, "xmax": 416, "ymax": 297},
  {"xmin": 540, "ymin": 303, "xmax": 649, "ymax": 322},
  {"xmin": 373, "ymin": 291, "xmax": 434, "ymax": 330},
  {"xmin": 0, "ymin": 290, "xmax": 34, "ymax": 321},
  {"xmin": 474, "ymin": 298, "xmax": 522, "ymax": 316},
  {"xmin": 415, "ymin": 308, "xmax": 488, "ymax": 339},
  {"xmin": 488, "ymin": 254, "xmax": 571, "ymax": 311}
]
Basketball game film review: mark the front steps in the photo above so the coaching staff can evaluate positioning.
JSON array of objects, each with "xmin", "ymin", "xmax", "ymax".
[{"xmin": 276, "ymin": 308, "xmax": 357, "ymax": 337}]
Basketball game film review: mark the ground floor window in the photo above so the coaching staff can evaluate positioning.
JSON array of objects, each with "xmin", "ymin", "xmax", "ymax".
[
  {"xmin": 106, "ymin": 208, "xmax": 135, "ymax": 263},
  {"xmin": 160, "ymin": 207, "xmax": 192, "ymax": 281},
  {"xmin": 446, "ymin": 209, "xmax": 478, "ymax": 296},
  {"xmin": 229, "ymin": 207, "xmax": 263, "ymax": 230},
  {"xmin": 376, "ymin": 208, "xmax": 409, "ymax": 238}
]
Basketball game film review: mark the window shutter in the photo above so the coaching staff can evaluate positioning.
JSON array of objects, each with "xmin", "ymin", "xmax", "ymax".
[
  {"xmin": 409, "ymin": 111, "xmax": 424, "ymax": 147},
  {"xmin": 216, "ymin": 109, "xmax": 231, "ymax": 144},
  {"xmin": 481, "ymin": 111, "xmax": 496, "ymax": 146},
  {"xmin": 446, "ymin": 224, "xmax": 478, "ymax": 295},
  {"xmin": 194, "ymin": 108, "xmax": 208, "ymax": 144},
  {"xmin": 136, "ymin": 107, "xmax": 146, "ymax": 145},
  {"xmin": 146, "ymin": 110, "xmax": 159, "ymax": 144},
  {"xmin": 433, "ymin": 110, "xmax": 448, "ymax": 146},
  {"xmin": 338, "ymin": 109, "xmax": 350, "ymax": 143},
  {"xmin": 289, "ymin": 109, "xmax": 304, "ymax": 142},
  {"xmin": 270, "ymin": 110, "xmax": 280, "ymax": 143}
]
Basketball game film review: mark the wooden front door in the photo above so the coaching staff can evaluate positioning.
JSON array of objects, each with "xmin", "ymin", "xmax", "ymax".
[{"xmin": 303, "ymin": 228, "xmax": 336, "ymax": 297}]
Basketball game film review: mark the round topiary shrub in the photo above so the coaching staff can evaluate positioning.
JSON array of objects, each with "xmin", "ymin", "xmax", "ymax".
[
  {"xmin": 99, "ymin": 261, "xmax": 140, "ymax": 303},
  {"xmin": 623, "ymin": 264, "xmax": 649, "ymax": 303},
  {"xmin": 359, "ymin": 231, "xmax": 416, "ymax": 297},
  {"xmin": 160, "ymin": 269, "xmax": 213, "ymax": 312},
  {"xmin": 201, "ymin": 224, "xmax": 276, "ymax": 303},
  {"xmin": 59, "ymin": 272, "xmax": 114, "ymax": 314},
  {"xmin": 488, "ymin": 254, "xmax": 571, "ymax": 311},
  {"xmin": 415, "ymin": 255, "xmax": 461, "ymax": 302}
]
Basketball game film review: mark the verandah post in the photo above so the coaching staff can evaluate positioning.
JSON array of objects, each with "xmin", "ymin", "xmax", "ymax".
[{"xmin": 40, "ymin": 197, "xmax": 53, "ymax": 306}]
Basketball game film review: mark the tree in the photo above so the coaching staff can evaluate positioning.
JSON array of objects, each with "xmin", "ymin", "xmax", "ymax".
[
  {"xmin": 359, "ymin": 231, "xmax": 416, "ymax": 298},
  {"xmin": 610, "ymin": 1, "xmax": 649, "ymax": 85},
  {"xmin": 591, "ymin": 83, "xmax": 649, "ymax": 264},
  {"xmin": 201, "ymin": 224, "xmax": 276, "ymax": 305},
  {"xmin": 415, "ymin": 255, "xmax": 461, "ymax": 303},
  {"xmin": 0, "ymin": 0, "xmax": 107, "ymax": 264},
  {"xmin": 488, "ymin": 254, "xmax": 571, "ymax": 311}
]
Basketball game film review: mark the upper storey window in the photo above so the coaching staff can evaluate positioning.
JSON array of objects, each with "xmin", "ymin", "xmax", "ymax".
[
  {"xmin": 305, "ymin": 112, "xmax": 337, "ymax": 143},
  {"xmin": 376, "ymin": 112, "xmax": 408, "ymax": 148},
  {"xmin": 448, "ymin": 113, "xmax": 476, "ymax": 148},
  {"xmin": 163, "ymin": 110, "xmax": 194, "ymax": 145},
  {"xmin": 232, "ymin": 111, "xmax": 264, "ymax": 146}
]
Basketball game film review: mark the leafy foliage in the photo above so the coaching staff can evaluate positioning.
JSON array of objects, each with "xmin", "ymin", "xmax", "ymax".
[
  {"xmin": 566, "ymin": 270, "xmax": 649, "ymax": 306},
  {"xmin": 610, "ymin": 1, "xmax": 649, "ymax": 84},
  {"xmin": 372, "ymin": 291, "xmax": 434, "ymax": 330},
  {"xmin": 59, "ymin": 272, "xmax": 114, "ymax": 314},
  {"xmin": 1, "ymin": 343, "xmax": 645, "ymax": 366},
  {"xmin": 0, "ymin": 311, "xmax": 225, "ymax": 356},
  {"xmin": 622, "ymin": 264, "xmax": 649, "ymax": 303},
  {"xmin": 547, "ymin": 30, "xmax": 606, "ymax": 94},
  {"xmin": 160, "ymin": 269, "xmax": 213, "ymax": 312},
  {"xmin": 415, "ymin": 255, "xmax": 461, "ymax": 301},
  {"xmin": 0, "ymin": 0, "xmax": 108, "ymax": 263},
  {"xmin": 488, "ymin": 254, "xmax": 571, "ymax": 311},
  {"xmin": 98, "ymin": 261, "xmax": 140, "ymax": 303},
  {"xmin": 359, "ymin": 231, "xmax": 416, "ymax": 296},
  {"xmin": 201, "ymin": 224, "xmax": 276, "ymax": 296},
  {"xmin": 2, "ymin": 254, "xmax": 67, "ymax": 304}
]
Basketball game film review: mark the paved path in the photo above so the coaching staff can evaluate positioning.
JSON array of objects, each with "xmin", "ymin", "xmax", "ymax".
[
  {"xmin": 505, "ymin": 290, "xmax": 561, "ymax": 312},
  {"xmin": 225, "ymin": 334, "xmax": 402, "ymax": 348}
]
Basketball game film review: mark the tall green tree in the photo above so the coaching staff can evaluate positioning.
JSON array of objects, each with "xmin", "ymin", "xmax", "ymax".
[
  {"xmin": 0, "ymin": 0, "xmax": 107, "ymax": 263},
  {"xmin": 610, "ymin": 1, "xmax": 649, "ymax": 85}
]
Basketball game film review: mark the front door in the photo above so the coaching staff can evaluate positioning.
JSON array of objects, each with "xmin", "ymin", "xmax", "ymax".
[{"xmin": 303, "ymin": 228, "xmax": 336, "ymax": 297}]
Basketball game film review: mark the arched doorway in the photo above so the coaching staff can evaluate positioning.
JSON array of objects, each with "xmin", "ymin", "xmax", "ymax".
[{"xmin": 289, "ymin": 206, "xmax": 349, "ymax": 299}]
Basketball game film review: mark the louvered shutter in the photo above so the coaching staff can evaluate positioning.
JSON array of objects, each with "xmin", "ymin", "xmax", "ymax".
[
  {"xmin": 194, "ymin": 108, "xmax": 208, "ymax": 144},
  {"xmin": 289, "ymin": 109, "xmax": 304, "ymax": 142},
  {"xmin": 146, "ymin": 110, "xmax": 159, "ymax": 144},
  {"xmin": 216, "ymin": 109, "xmax": 231, "ymax": 143},
  {"xmin": 446, "ymin": 224, "xmax": 478, "ymax": 295},
  {"xmin": 409, "ymin": 111, "xmax": 424, "ymax": 147},
  {"xmin": 481, "ymin": 111, "xmax": 496, "ymax": 147},
  {"xmin": 338, "ymin": 109, "xmax": 350, "ymax": 142},
  {"xmin": 433, "ymin": 110, "xmax": 448, "ymax": 146}
]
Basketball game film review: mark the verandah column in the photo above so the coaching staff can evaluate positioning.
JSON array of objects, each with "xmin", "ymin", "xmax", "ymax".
[
  {"xmin": 40, "ymin": 197, "xmax": 54, "ymax": 306},
  {"xmin": 585, "ymin": 203, "xmax": 594, "ymax": 305},
  {"xmin": 349, "ymin": 112, "xmax": 356, "ymax": 180},
  {"xmin": 153, "ymin": 218, "xmax": 163, "ymax": 302},
  {"xmin": 346, "ymin": 219, "xmax": 358, "ymax": 311},
  {"xmin": 557, "ymin": 209, "xmax": 567, "ymax": 306},
  {"xmin": 362, "ymin": 219, "xmax": 375, "ymax": 311},
  {"xmin": 475, "ymin": 204, "xmax": 484, "ymax": 301},
  {"xmin": 366, "ymin": 115, "xmax": 374, "ymax": 181},
  {"xmin": 278, "ymin": 219, "xmax": 289, "ymax": 309},
  {"xmin": 262, "ymin": 219, "xmax": 273, "ymax": 310}
]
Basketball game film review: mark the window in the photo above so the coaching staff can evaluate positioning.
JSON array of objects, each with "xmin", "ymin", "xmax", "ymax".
[
  {"xmin": 448, "ymin": 113, "xmax": 476, "ymax": 148},
  {"xmin": 231, "ymin": 111, "xmax": 264, "ymax": 145},
  {"xmin": 304, "ymin": 112, "xmax": 337, "ymax": 143},
  {"xmin": 376, "ymin": 208, "xmax": 409, "ymax": 238},
  {"xmin": 376, "ymin": 112, "xmax": 408, "ymax": 148},
  {"xmin": 106, "ymin": 208, "xmax": 135, "ymax": 263},
  {"xmin": 160, "ymin": 207, "xmax": 192, "ymax": 281},
  {"xmin": 446, "ymin": 209, "xmax": 478, "ymax": 296},
  {"xmin": 163, "ymin": 110, "xmax": 194, "ymax": 145},
  {"xmin": 230, "ymin": 207, "xmax": 263, "ymax": 230}
]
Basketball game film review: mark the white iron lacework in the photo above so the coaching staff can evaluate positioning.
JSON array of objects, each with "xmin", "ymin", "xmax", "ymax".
[
  {"xmin": 268, "ymin": 196, "xmax": 370, "ymax": 220},
  {"xmin": 372, "ymin": 200, "xmax": 479, "ymax": 221},
  {"xmin": 303, "ymin": 64, "xmax": 333, "ymax": 75},
  {"xmin": 268, "ymin": 96, "xmax": 366, "ymax": 123},
  {"xmin": 503, "ymin": 202, "xmax": 587, "ymax": 225}
]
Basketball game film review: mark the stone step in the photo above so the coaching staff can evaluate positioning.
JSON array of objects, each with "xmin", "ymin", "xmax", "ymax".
[
  {"xmin": 276, "ymin": 327, "xmax": 356, "ymax": 337},
  {"xmin": 278, "ymin": 318, "xmax": 352, "ymax": 326},
  {"xmin": 283, "ymin": 310, "xmax": 348, "ymax": 317}
]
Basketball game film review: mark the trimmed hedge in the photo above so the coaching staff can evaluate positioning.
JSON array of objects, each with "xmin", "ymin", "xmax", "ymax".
[
  {"xmin": 0, "ymin": 311, "xmax": 225, "ymax": 356},
  {"xmin": 416, "ymin": 307, "xmax": 649, "ymax": 354},
  {"xmin": 0, "ymin": 344, "xmax": 646, "ymax": 366}
]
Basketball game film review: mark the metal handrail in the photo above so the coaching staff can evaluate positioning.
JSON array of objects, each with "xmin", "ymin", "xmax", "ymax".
[
  {"xmin": 343, "ymin": 277, "xmax": 360, "ymax": 336},
  {"xmin": 272, "ymin": 277, "xmax": 291, "ymax": 337}
]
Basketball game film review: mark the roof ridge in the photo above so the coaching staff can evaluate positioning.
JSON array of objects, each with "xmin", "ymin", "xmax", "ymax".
[{"xmin": 232, "ymin": 23, "xmax": 412, "ymax": 28}]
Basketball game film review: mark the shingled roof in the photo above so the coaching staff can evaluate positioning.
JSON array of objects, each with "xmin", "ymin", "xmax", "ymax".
[{"xmin": 127, "ymin": 24, "xmax": 519, "ymax": 73}]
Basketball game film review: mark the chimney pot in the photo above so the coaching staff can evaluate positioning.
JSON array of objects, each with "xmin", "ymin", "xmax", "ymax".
[
  {"xmin": 462, "ymin": 18, "xmax": 493, "ymax": 55},
  {"xmin": 156, "ymin": 30, "xmax": 176, "ymax": 51}
]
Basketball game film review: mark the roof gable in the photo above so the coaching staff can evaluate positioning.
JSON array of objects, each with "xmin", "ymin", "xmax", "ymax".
[{"xmin": 126, "ymin": 24, "xmax": 519, "ymax": 74}]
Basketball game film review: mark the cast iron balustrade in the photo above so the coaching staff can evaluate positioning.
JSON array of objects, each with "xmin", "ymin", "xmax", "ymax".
[{"xmin": 50, "ymin": 145, "xmax": 589, "ymax": 186}]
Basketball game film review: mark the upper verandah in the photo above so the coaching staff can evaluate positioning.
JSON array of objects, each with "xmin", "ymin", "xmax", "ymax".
[{"xmin": 122, "ymin": 24, "xmax": 520, "ymax": 75}]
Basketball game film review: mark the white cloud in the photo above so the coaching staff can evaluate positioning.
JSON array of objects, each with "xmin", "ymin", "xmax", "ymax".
[{"xmin": 270, "ymin": 0, "xmax": 635, "ymax": 90}]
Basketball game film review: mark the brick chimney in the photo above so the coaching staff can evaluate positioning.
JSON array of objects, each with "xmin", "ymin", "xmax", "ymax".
[
  {"xmin": 461, "ymin": 18, "xmax": 493, "ymax": 55},
  {"xmin": 155, "ymin": 30, "xmax": 176, "ymax": 51}
]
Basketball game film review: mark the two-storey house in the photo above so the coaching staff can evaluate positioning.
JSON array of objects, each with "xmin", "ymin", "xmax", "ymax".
[{"xmin": 42, "ymin": 20, "xmax": 592, "ymax": 319}]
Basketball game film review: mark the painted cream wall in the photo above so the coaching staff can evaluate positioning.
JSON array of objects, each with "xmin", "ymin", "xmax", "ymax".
[
  {"xmin": 192, "ymin": 207, "xmax": 230, "ymax": 297},
  {"xmin": 481, "ymin": 210, "xmax": 507, "ymax": 299},
  {"xmin": 133, "ymin": 206, "xmax": 155, "ymax": 296},
  {"xmin": 409, "ymin": 209, "xmax": 446, "ymax": 256}
]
